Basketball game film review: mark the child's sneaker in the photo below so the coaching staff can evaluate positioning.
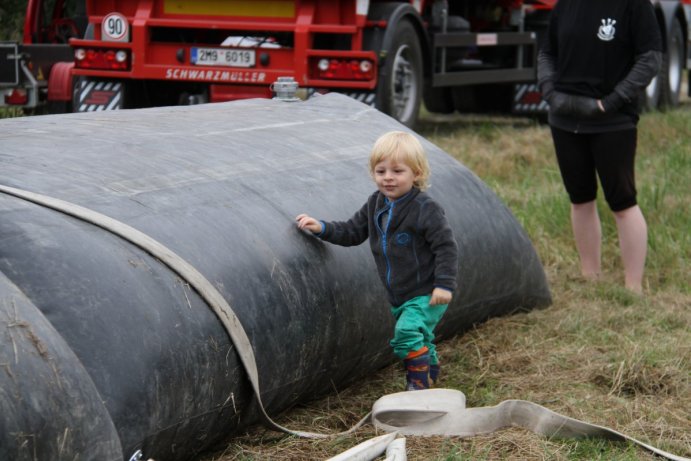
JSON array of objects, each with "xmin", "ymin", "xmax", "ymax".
[
  {"xmin": 429, "ymin": 363, "xmax": 440, "ymax": 387},
  {"xmin": 404, "ymin": 353, "xmax": 430, "ymax": 390}
]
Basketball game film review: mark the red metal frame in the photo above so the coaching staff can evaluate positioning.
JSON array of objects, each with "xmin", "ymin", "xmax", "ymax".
[{"xmin": 23, "ymin": 0, "xmax": 41, "ymax": 43}]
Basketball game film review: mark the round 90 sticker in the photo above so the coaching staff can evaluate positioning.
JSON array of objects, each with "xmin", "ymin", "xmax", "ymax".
[{"xmin": 102, "ymin": 12, "xmax": 129, "ymax": 42}]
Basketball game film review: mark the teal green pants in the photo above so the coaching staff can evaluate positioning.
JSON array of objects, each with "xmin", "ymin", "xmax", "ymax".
[{"xmin": 390, "ymin": 295, "xmax": 448, "ymax": 365}]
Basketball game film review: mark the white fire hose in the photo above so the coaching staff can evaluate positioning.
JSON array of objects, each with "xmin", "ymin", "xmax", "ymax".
[{"xmin": 326, "ymin": 388, "xmax": 689, "ymax": 461}]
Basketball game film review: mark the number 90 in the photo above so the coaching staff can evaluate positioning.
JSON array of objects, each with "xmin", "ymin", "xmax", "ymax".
[
  {"xmin": 107, "ymin": 17, "xmax": 124, "ymax": 36},
  {"xmin": 102, "ymin": 13, "xmax": 128, "ymax": 41}
]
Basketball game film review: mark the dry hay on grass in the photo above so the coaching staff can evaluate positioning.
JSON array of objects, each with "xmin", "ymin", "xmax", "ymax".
[{"xmin": 204, "ymin": 281, "xmax": 690, "ymax": 460}]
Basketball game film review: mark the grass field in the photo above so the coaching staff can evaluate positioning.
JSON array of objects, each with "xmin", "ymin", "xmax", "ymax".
[{"xmin": 203, "ymin": 102, "xmax": 690, "ymax": 460}]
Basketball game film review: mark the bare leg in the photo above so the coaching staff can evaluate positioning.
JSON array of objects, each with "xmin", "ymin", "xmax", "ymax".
[
  {"xmin": 613, "ymin": 205, "xmax": 647, "ymax": 294},
  {"xmin": 571, "ymin": 201, "xmax": 601, "ymax": 279}
]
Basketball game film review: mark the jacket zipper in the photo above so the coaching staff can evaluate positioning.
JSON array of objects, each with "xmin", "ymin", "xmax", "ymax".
[{"xmin": 376, "ymin": 200, "xmax": 395, "ymax": 291}]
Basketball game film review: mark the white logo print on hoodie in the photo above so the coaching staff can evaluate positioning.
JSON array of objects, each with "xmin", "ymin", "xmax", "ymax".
[{"xmin": 597, "ymin": 18, "xmax": 617, "ymax": 41}]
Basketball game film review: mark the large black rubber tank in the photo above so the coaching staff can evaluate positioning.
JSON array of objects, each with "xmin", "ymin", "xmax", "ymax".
[{"xmin": 0, "ymin": 94, "xmax": 551, "ymax": 461}]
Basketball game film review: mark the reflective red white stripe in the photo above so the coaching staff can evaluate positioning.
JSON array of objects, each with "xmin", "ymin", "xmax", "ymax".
[{"xmin": 77, "ymin": 80, "xmax": 122, "ymax": 112}]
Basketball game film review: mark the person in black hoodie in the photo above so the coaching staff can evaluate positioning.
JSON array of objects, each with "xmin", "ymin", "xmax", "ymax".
[
  {"xmin": 537, "ymin": 0, "xmax": 662, "ymax": 294},
  {"xmin": 296, "ymin": 131, "xmax": 458, "ymax": 391}
]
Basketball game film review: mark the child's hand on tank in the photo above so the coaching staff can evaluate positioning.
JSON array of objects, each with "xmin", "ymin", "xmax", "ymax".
[
  {"xmin": 430, "ymin": 287, "xmax": 452, "ymax": 305},
  {"xmin": 296, "ymin": 214, "xmax": 322, "ymax": 234}
]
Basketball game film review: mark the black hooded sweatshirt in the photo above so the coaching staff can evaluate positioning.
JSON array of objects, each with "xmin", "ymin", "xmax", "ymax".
[{"xmin": 538, "ymin": 0, "xmax": 662, "ymax": 133}]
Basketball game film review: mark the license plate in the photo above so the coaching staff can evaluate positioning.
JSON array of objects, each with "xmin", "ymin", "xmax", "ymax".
[{"xmin": 191, "ymin": 47, "xmax": 255, "ymax": 67}]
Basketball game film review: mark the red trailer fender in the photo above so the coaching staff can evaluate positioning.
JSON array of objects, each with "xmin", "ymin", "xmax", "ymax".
[{"xmin": 47, "ymin": 61, "xmax": 74, "ymax": 102}]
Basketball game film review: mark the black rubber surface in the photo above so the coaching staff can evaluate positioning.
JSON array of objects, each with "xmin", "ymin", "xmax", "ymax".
[{"xmin": 0, "ymin": 94, "xmax": 551, "ymax": 460}]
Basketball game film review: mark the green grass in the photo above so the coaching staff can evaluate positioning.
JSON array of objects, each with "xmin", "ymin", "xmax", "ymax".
[{"xmin": 0, "ymin": 107, "xmax": 24, "ymax": 118}]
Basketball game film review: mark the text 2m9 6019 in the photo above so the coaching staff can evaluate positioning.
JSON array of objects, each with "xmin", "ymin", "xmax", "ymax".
[{"xmin": 191, "ymin": 48, "xmax": 256, "ymax": 67}]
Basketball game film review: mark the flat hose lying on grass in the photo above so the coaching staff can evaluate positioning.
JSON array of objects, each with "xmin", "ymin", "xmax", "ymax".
[
  {"xmin": 363, "ymin": 389, "xmax": 689, "ymax": 461},
  {"xmin": 2, "ymin": 183, "xmax": 686, "ymax": 461}
]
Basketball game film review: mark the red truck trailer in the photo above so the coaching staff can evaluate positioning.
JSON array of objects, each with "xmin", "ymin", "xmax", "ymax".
[{"xmin": 2, "ymin": 0, "xmax": 690, "ymax": 126}]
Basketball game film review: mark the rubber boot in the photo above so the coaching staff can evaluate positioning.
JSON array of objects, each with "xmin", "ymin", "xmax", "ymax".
[
  {"xmin": 404, "ymin": 352, "xmax": 430, "ymax": 391},
  {"xmin": 429, "ymin": 363, "xmax": 440, "ymax": 387}
]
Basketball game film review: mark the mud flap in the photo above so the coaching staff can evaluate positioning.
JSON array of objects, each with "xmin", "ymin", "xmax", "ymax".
[
  {"xmin": 73, "ymin": 78, "xmax": 124, "ymax": 111},
  {"xmin": 342, "ymin": 90, "xmax": 376, "ymax": 106},
  {"xmin": 512, "ymin": 83, "xmax": 549, "ymax": 114}
]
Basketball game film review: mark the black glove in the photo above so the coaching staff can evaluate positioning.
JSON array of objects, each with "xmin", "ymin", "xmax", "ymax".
[{"xmin": 549, "ymin": 92, "xmax": 604, "ymax": 118}]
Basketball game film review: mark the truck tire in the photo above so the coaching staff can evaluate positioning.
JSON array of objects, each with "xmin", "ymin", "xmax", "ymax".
[
  {"xmin": 378, "ymin": 19, "xmax": 423, "ymax": 127},
  {"xmin": 660, "ymin": 18, "xmax": 684, "ymax": 108},
  {"xmin": 644, "ymin": 74, "xmax": 661, "ymax": 110}
]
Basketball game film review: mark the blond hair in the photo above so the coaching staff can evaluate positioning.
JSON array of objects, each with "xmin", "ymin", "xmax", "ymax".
[{"xmin": 368, "ymin": 131, "xmax": 430, "ymax": 190}]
